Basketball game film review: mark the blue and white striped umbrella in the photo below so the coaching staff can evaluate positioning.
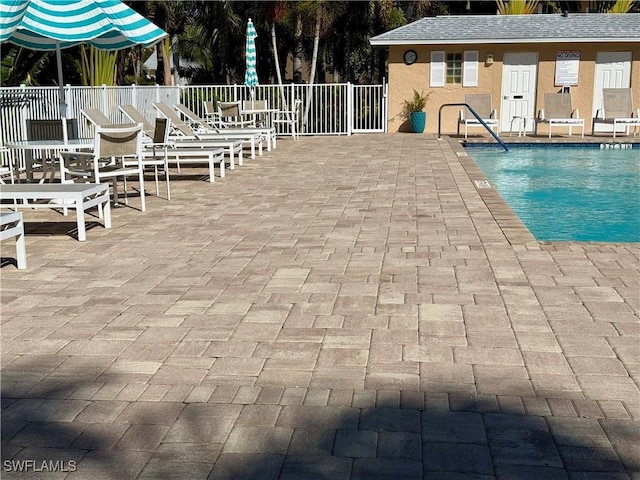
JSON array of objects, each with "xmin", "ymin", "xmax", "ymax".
[
  {"xmin": 0, "ymin": 0, "xmax": 167, "ymax": 51},
  {"xmin": 244, "ymin": 18, "xmax": 258, "ymax": 89},
  {"xmin": 1, "ymin": 0, "xmax": 167, "ymax": 115}
]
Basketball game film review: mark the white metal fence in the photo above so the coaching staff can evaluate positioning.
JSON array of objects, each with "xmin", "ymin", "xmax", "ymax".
[{"xmin": 0, "ymin": 82, "xmax": 387, "ymax": 147}]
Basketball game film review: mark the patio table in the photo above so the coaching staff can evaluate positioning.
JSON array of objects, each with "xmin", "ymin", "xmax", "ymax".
[
  {"xmin": 0, "ymin": 182, "xmax": 111, "ymax": 242},
  {"xmin": 241, "ymin": 107, "xmax": 280, "ymax": 129},
  {"xmin": 509, "ymin": 116, "xmax": 535, "ymax": 137},
  {"xmin": 5, "ymin": 138, "xmax": 93, "ymax": 183}
]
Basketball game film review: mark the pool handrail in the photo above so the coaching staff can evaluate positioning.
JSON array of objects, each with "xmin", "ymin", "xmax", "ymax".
[{"xmin": 438, "ymin": 103, "xmax": 509, "ymax": 151}]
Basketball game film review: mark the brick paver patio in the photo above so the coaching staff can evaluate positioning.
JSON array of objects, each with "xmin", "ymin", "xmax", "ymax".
[{"xmin": 1, "ymin": 134, "xmax": 638, "ymax": 479}]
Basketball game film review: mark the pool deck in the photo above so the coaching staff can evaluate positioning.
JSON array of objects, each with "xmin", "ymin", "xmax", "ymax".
[{"xmin": 1, "ymin": 133, "xmax": 638, "ymax": 479}]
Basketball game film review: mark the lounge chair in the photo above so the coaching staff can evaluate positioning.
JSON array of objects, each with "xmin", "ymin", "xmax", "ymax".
[
  {"xmin": 120, "ymin": 105, "xmax": 242, "ymax": 173},
  {"xmin": 153, "ymin": 101, "xmax": 256, "ymax": 164},
  {"xmin": 174, "ymin": 103, "xmax": 276, "ymax": 152},
  {"xmin": 536, "ymin": 92, "xmax": 584, "ymax": 138},
  {"xmin": 81, "ymin": 108, "xmax": 113, "ymax": 127},
  {"xmin": 592, "ymin": 88, "xmax": 640, "ymax": 138},
  {"xmin": 119, "ymin": 105, "xmax": 227, "ymax": 183},
  {"xmin": 118, "ymin": 104, "xmax": 156, "ymax": 138},
  {"xmin": 457, "ymin": 94, "xmax": 499, "ymax": 139}
]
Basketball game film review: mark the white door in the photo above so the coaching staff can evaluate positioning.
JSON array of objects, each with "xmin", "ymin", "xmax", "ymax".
[
  {"xmin": 592, "ymin": 51, "xmax": 632, "ymax": 134},
  {"xmin": 500, "ymin": 52, "xmax": 538, "ymax": 133}
]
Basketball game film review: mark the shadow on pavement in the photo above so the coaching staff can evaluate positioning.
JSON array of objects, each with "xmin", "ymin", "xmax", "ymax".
[{"xmin": 2, "ymin": 362, "xmax": 638, "ymax": 480}]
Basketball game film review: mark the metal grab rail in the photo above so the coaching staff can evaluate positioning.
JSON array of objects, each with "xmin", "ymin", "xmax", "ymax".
[{"xmin": 438, "ymin": 103, "xmax": 509, "ymax": 152}]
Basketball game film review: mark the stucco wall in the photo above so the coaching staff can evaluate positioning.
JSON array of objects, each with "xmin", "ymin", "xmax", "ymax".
[{"xmin": 388, "ymin": 43, "xmax": 640, "ymax": 135}]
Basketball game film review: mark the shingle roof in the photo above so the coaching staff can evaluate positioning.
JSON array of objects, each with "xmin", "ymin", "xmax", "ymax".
[{"xmin": 369, "ymin": 13, "xmax": 640, "ymax": 46}]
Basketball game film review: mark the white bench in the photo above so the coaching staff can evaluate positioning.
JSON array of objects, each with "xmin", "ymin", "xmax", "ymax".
[
  {"xmin": 1, "ymin": 211, "xmax": 27, "ymax": 269},
  {"xmin": 0, "ymin": 183, "xmax": 111, "ymax": 242}
]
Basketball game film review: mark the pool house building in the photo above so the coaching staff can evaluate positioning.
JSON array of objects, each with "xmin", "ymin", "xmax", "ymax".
[{"xmin": 370, "ymin": 13, "xmax": 640, "ymax": 136}]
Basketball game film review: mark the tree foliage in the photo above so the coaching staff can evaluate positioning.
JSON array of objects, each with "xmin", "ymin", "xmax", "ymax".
[
  {"xmin": 1, "ymin": 0, "xmax": 637, "ymax": 87},
  {"xmin": 496, "ymin": 0, "xmax": 540, "ymax": 14}
]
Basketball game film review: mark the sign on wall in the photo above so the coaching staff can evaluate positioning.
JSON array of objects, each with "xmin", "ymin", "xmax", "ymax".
[{"xmin": 555, "ymin": 51, "xmax": 580, "ymax": 86}]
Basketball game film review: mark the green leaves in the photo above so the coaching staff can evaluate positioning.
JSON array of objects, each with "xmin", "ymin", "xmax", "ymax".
[
  {"xmin": 81, "ymin": 46, "xmax": 118, "ymax": 86},
  {"xmin": 402, "ymin": 89, "xmax": 431, "ymax": 116}
]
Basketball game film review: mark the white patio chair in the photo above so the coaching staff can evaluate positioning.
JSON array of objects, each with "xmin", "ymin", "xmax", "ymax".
[
  {"xmin": 272, "ymin": 99, "xmax": 302, "ymax": 140},
  {"xmin": 203, "ymin": 100, "xmax": 219, "ymax": 124},
  {"xmin": 242, "ymin": 99, "xmax": 269, "ymax": 127},
  {"xmin": 61, "ymin": 123, "xmax": 146, "ymax": 212},
  {"xmin": 128, "ymin": 117, "xmax": 171, "ymax": 200},
  {"xmin": 458, "ymin": 94, "xmax": 499, "ymax": 139},
  {"xmin": 536, "ymin": 92, "xmax": 584, "ymax": 138},
  {"xmin": 23, "ymin": 118, "xmax": 79, "ymax": 182},
  {"xmin": 216, "ymin": 101, "xmax": 256, "ymax": 128},
  {"xmin": 592, "ymin": 88, "xmax": 640, "ymax": 138}
]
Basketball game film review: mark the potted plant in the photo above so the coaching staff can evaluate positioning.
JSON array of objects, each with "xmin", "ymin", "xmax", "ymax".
[{"xmin": 402, "ymin": 89, "xmax": 431, "ymax": 133}]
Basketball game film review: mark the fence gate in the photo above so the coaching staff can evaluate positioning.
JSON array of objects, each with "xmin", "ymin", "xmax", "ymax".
[{"xmin": 351, "ymin": 82, "xmax": 387, "ymax": 133}]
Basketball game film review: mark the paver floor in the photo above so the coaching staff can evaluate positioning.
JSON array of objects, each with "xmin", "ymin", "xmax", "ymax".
[{"xmin": 1, "ymin": 134, "xmax": 639, "ymax": 479}]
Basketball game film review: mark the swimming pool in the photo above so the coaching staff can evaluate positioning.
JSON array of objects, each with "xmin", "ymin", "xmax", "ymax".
[{"xmin": 465, "ymin": 145, "xmax": 640, "ymax": 242}]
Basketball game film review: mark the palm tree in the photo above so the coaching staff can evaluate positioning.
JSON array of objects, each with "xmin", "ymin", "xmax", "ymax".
[
  {"xmin": 296, "ymin": 1, "xmax": 346, "ymax": 127},
  {"xmin": 193, "ymin": 1, "xmax": 240, "ymax": 84},
  {"xmin": 370, "ymin": 0, "xmax": 401, "ymax": 82},
  {"xmin": 1, "ymin": 46, "xmax": 48, "ymax": 86},
  {"xmin": 496, "ymin": 0, "xmax": 540, "ymax": 14},
  {"xmin": 291, "ymin": 10, "xmax": 304, "ymax": 84},
  {"xmin": 607, "ymin": 0, "xmax": 637, "ymax": 11},
  {"xmin": 143, "ymin": 1, "xmax": 193, "ymax": 85},
  {"xmin": 265, "ymin": 2, "xmax": 289, "ymax": 85},
  {"xmin": 573, "ymin": 0, "xmax": 638, "ymax": 11},
  {"xmin": 264, "ymin": 1, "xmax": 292, "ymax": 111},
  {"xmin": 298, "ymin": 1, "xmax": 345, "ymax": 85},
  {"xmin": 81, "ymin": 46, "xmax": 117, "ymax": 86}
]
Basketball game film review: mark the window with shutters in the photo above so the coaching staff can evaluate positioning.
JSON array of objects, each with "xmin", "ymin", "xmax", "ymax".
[{"xmin": 430, "ymin": 50, "xmax": 479, "ymax": 87}]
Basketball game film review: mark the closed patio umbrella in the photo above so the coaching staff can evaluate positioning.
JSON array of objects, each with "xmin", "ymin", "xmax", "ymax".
[
  {"xmin": 0, "ymin": 0, "xmax": 167, "ymax": 116},
  {"xmin": 244, "ymin": 18, "xmax": 258, "ymax": 101}
]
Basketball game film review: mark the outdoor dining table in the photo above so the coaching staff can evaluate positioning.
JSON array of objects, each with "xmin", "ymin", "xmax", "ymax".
[
  {"xmin": 241, "ymin": 107, "xmax": 280, "ymax": 128},
  {"xmin": 5, "ymin": 138, "xmax": 93, "ymax": 183}
]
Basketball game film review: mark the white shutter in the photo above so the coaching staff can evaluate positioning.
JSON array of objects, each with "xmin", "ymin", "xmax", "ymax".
[
  {"xmin": 463, "ymin": 50, "xmax": 479, "ymax": 87},
  {"xmin": 430, "ymin": 51, "xmax": 445, "ymax": 87}
]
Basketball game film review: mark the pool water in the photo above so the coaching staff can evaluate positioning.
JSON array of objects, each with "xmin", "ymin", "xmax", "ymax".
[{"xmin": 466, "ymin": 146, "xmax": 640, "ymax": 242}]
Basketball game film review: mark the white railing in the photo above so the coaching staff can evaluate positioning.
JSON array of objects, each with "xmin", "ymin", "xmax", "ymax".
[{"xmin": 0, "ymin": 82, "xmax": 388, "ymax": 147}]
